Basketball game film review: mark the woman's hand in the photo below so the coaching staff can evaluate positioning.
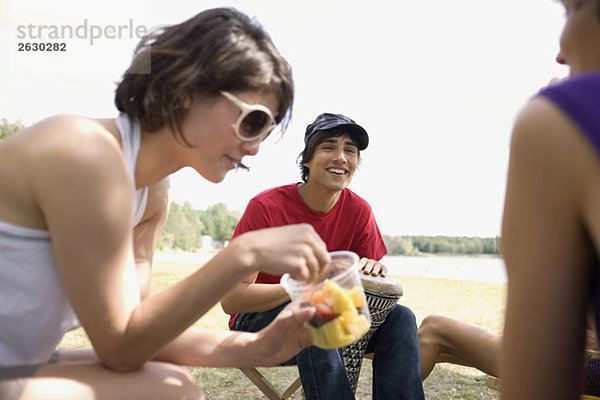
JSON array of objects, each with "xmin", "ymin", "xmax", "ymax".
[
  {"xmin": 232, "ymin": 224, "xmax": 331, "ymax": 282},
  {"xmin": 152, "ymin": 303, "xmax": 314, "ymax": 368},
  {"xmin": 251, "ymin": 303, "xmax": 314, "ymax": 366}
]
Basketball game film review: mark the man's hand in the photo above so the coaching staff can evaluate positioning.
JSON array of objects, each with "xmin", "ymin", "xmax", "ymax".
[{"xmin": 359, "ymin": 257, "xmax": 387, "ymax": 277}]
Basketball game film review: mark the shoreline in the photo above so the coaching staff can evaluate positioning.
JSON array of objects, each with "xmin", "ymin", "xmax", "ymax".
[{"xmin": 153, "ymin": 251, "xmax": 507, "ymax": 284}]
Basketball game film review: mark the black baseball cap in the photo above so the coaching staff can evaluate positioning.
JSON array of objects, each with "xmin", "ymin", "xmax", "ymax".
[{"xmin": 304, "ymin": 113, "xmax": 369, "ymax": 150}]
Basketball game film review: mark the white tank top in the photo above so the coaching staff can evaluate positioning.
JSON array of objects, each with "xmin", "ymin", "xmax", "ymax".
[{"xmin": 0, "ymin": 114, "xmax": 148, "ymax": 366}]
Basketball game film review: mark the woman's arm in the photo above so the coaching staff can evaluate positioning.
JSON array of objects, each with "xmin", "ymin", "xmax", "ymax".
[
  {"xmin": 154, "ymin": 302, "xmax": 314, "ymax": 368},
  {"xmin": 30, "ymin": 117, "xmax": 329, "ymax": 372},
  {"xmin": 32, "ymin": 116, "xmax": 155, "ymax": 371},
  {"xmin": 500, "ymin": 97, "xmax": 597, "ymax": 399},
  {"xmin": 133, "ymin": 178, "xmax": 170, "ymax": 299}
]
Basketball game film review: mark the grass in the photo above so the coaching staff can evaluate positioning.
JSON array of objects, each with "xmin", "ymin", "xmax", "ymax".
[{"xmin": 59, "ymin": 256, "xmax": 506, "ymax": 399}]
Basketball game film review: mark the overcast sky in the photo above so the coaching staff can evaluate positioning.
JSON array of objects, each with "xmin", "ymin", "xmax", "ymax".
[{"xmin": 0, "ymin": 0, "xmax": 568, "ymax": 237}]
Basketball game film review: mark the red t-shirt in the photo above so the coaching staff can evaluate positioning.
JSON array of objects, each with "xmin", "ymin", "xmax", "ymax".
[{"xmin": 228, "ymin": 183, "xmax": 387, "ymax": 328}]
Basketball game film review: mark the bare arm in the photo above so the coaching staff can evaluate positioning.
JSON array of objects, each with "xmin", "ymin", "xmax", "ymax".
[
  {"xmin": 219, "ymin": 253, "xmax": 387, "ymax": 315},
  {"xmin": 133, "ymin": 178, "xmax": 170, "ymax": 299},
  {"xmin": 30, "ymin": 117, "xmax": 330, "ymax": 372},
  {"xmin": 500, "ymin": 98, "xmax": 598, "ymax": 399},
  {"xmin": 154, "ymin": 303, "xmax": 314, "ymax": 368},
  {"xmin": 220, "ymin": 271, "xmax": 290, "ymax": 315},
  {"xmin": 220, "ymin": 257, "xmax": 389, "ymax": 314}
]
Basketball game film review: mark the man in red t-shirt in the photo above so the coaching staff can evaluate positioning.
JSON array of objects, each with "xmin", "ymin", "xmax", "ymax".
[{"xmin": 221, "ymin": 113, "xmax": 424, "ymax": 400}]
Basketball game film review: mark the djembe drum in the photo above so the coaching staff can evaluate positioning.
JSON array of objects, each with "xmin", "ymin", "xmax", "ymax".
[{"xmin": 342, "ymin": 273, "xmax": 404, "ymax": 393}]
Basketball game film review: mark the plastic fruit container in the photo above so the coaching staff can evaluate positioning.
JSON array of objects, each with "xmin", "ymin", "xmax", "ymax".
[{"xmin": 281, "ymin": 251, "xmax": 371, "ymax": 349}]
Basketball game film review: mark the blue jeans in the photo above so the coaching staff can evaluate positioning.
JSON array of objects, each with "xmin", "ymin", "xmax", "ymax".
[{"xmin": 232, "ymin": 302, "xmax": 424, "ymax": 400}]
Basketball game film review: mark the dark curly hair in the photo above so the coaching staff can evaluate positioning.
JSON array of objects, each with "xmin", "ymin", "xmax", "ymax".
[{"xmin": 115, "ymin": 7, "xmax": 293, "ymax": 145}]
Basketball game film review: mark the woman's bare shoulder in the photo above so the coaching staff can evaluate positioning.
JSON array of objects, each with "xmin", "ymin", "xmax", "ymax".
[
  {"xmin": 8, "ymin": 115, "xmax": 122, "ymax": 174},
  {"xmin": 24, "ymin": 114, "xmax": 119, "ymax": 150},
  {"xmin": 511, "ymin": 96, "xmax": 586, "ymax": 158},
  {"xmin": 510, "ymin": 95, "xmax": 600, "ymax": 230},
  {"xmin": 21, "ymin": 115, "xmax": 129, "ymax": 195},
  {"xmin": 0, "ymin": 114, "xmax": 128, "ymax": 228}
]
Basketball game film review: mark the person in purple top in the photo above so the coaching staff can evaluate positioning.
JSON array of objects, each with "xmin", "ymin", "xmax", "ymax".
[{"xmin": 501, "ymin": 0, "xmax": 600, "ymax": 398}]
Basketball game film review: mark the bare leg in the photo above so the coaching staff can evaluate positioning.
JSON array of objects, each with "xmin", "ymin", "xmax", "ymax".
[
  {"xmin": 418, "ymin": 314, "xmax": 501, "ymax": 380},
  {"xmin": 20, "ymin": 349, "xmax": 205, "ymax": 400}
]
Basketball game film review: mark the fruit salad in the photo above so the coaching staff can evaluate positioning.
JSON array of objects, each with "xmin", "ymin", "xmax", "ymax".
[{"xmin": 306, "ymin": 279, "xmax": 371, "ymax": 349}]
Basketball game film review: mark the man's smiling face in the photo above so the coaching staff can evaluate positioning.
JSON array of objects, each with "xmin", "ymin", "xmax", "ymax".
[{"xmin": 304, "ymin": 134, "xmax": 359, "ymax": 192}]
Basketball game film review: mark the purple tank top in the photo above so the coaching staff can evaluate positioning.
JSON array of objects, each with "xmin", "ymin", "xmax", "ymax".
[
  {"xmin": 538, "ymin": 72, "xmax": 600, "ymax": 346},
  {"xmin": 538, "ymin": 73, "xmax": 600, "ymax": 154}
]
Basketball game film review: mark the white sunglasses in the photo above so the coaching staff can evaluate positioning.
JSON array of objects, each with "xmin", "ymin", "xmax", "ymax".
[{"xmin": 220, "ymin": 91, "xmax": 277, "ymax": 141}]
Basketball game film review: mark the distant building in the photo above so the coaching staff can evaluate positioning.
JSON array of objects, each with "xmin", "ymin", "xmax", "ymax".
[{"xmin": 201, "ymin": 235, "xmax": 213, "ymax": 253}]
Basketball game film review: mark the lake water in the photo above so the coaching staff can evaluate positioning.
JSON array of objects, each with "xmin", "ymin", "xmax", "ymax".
[
  {"xmin": 154, "ymin": 252, "xmax": 507, "ymax": 284},
  {"xmin": 382, "ymin": 255, "xmax": 507, "ymax": 284}
]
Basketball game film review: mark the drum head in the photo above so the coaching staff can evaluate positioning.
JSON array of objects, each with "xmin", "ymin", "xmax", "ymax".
[{"xmin": 360, "ymin": 274, "xmax": 403, "ymax": 297}]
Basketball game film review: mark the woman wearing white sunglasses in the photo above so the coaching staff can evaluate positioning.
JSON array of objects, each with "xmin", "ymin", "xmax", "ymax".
[{"xmin": 0, "ymin": 7, "xmax": 329, "ymax": 400}]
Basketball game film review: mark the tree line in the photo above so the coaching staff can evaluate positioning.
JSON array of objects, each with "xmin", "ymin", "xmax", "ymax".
[
  {"xmin": 382, "ymin": 235, "xmax": 500, "ymax": 256},
  {"xmin": 158, "ymin": 201, "xmax": 239, "ymax": 251},
  {"xmin": 159, "ymin": 200, "xmax": 500, "ymax": 256}
]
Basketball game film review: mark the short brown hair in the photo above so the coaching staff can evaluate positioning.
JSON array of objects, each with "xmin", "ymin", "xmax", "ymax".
[{"xmin": 115, "ymin": 7, "xmax": 294, "ymax": 144}]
